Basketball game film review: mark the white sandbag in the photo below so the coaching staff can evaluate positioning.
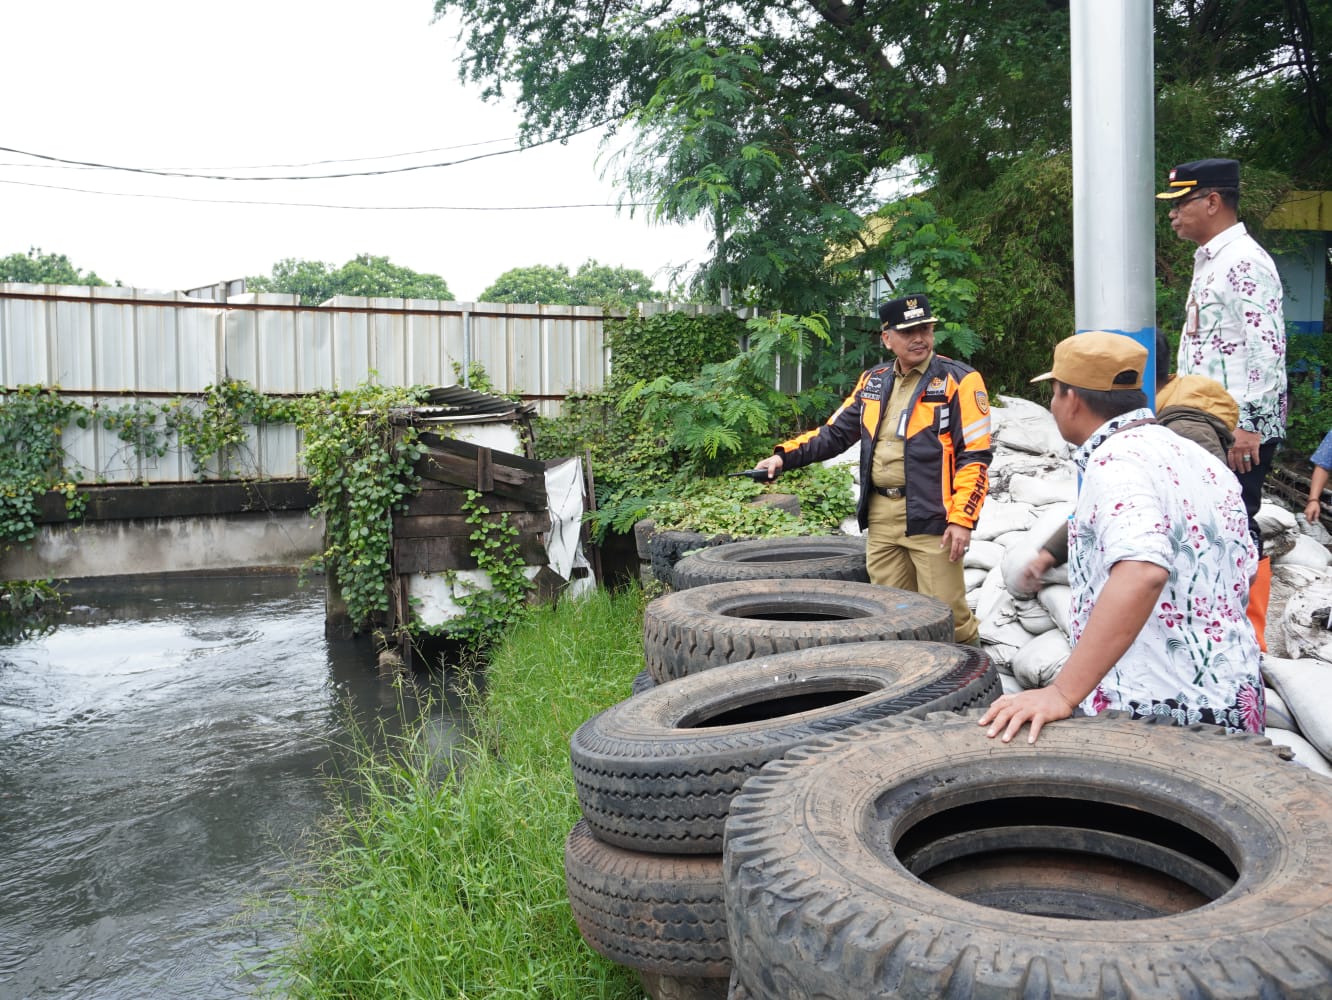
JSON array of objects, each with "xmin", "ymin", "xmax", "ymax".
[
  {"xmin": 1264, "ymin": 685, "xmax": 1296, "ymax": 733},
  {"xmin": 1264, "ymin": 728, "xmax": 1332, "ymax": 778},
  {"xmin": 992, "ymin": 395, "xmax": 1067, "ymax": 456},
  {"xmin": 1001, "ymin": 540, "xmax": 1042, "ymax": 598},
  {"xmin": 989, "ymin": 529, "xmax": 1029, "ymax": 551},
  {"xmin": 838, "ymin": 516, "xmax": 862, "ymax": 536},
  {"xmin": 1029, "ymin": 502, "xmax": 1075, "ymax": 546},
  {"xmin": 1010, "ymin": 628, "xmax": 1072, "ymax": 690},
  {"xmin": 973, "ymin": 565, "xmax": 1008, "ymax": 623},
  {"xmin": 1014, "ymin": 596, "xmax": 1056, "ymax": 635},
  {"xmin": 964, "ymin": 567, "xmax": 989, "ymax": 594},
  {"xmin": 1274, "ymin": 534, "xmax": 1332, "ymax": 570},
  {"xmin": 973, "ymin": 499, "xmax": 1036, "ymax": 541},
  {"xmin": 1036, "ymin": 584, "xmax": 1072, "ymax": 637},
  {"xmin": 999, "ymin": 671, "xmax": 1025, "ymax": 696},
  {"xmin": 1257, "ymin": 501, "xmax": 1301, "ymax": 559},
  {"xmin": 1280, "ymin": 577, "xmax": 1332, "ymax": 662},
  {"xmin": 963, "ymin": 538, "xmax": 1005, "ymax": 571},
  {"xmin": 1009, "ymin": 472, "xmax": 1077, "ymax": 507},
  {"xmin": 981, "ymin": 617, "xmax": 1032, "ymax": 650},
  {"xmin": 1261, "ymin": 654, "xmax": 1332, "ymax": 761},
  {"xmin": 1273, "ymin": 563, "xmax": 1325, "ymax": 590}
]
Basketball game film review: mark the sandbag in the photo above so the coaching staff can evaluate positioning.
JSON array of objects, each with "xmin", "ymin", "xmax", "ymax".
[
  {"xmin": 979, "ymin": 617, "xmax": 1032, "ymax": 651},
  {"xmin": 1014, "ymin": 596, "xmax": 1056, "ymax": 635},
  {"xmin": 998, "ymin": 672, "xmax": 1025, "ymax": 697},
  {"xmin": 963, "ymin": 567, "xmax": 989, "ymax": 598},
  {"xmin": 1279, "ymin": 577, "xmax": 1332, "ymax": 662},
  {"xmin": 1008, "ymin": 472, "xmax": 1077, "ymax": 507},
  {"xmin": 1261, "ymin": 654, "xmax": 1332, "ymax": 762},
  {"xmin": 972, "ymin": 566, "xmax": 1008, "ymax": 624},
  {"xmin": 962, "ymin": 538, "xmax": 1005, "ymax": 571},
  {"xmin": 991, "ymin": 395, "xmax": 1067, "ymax": 456},
  {"xmin": 1010, "ymin": 627, "xmax": 1071, "ymax": 690},
  {"xmin": 1265, "ymin": 685, "xmax": 1296, "ymax": 733},
  {"xmin": 1301, "ymin": 518, "xmax": 1332, "ymax": 547},
  {"xmin": 1275, "ymin": 534, "xmax": 1332, "ymax": 570},
  {"xmin": 1265, "ymin": 727, "xmax": 1332, "ymax": 777},
  {"xmin": 1037, "ymin": 584, "xmax": 1073, "ymax": 637},
  {"xmin": 973, "ymin": 498, "xmax": 1036, "ymax": 541},
  {"xmin": 1257, "ymin": 501, "xmax": 1301, "ymax": 560}
]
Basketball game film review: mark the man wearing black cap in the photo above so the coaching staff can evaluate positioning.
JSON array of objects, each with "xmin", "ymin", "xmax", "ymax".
[
  {"xmin": 752, "ymin": 294, "xmax": 992, "ymax": 644},
  {"xmin": 1157, "ymin": 157, "xmax": 1286, "ymax": 648}
]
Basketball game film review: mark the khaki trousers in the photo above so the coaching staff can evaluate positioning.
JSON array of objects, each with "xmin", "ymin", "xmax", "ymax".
[{"xmin": 866, "ymin": 491, "xmax": 979, "ymax": 645}]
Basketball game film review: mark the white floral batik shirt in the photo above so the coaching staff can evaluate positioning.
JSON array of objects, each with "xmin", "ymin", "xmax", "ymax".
[
  {"xmin": 1068, "ymin": 409, "xmax": 1264, "ymax": 732},
  {"xmin": 1177, "ymin": 221, "xmax": 1287, "ymax": 443}
]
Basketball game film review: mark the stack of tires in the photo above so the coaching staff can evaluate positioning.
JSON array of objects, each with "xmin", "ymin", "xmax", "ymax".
[{"xmin": 563, "ymin": 537, "xmax": 1001, "ymax": 999}]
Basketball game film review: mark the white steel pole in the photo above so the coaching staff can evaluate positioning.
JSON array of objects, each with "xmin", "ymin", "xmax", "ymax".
[{"xmin": 1070, "ymin": 0, "xmax": 1157, "ymax": 405}]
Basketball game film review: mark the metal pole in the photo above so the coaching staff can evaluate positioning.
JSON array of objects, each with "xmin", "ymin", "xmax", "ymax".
[{"xmin": 1070, "ymin": 0, "xmax": 1157, "ymax": 406}]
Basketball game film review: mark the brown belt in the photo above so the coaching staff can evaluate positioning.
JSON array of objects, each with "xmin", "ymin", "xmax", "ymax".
[{"xmin": 874, "ymin": 486, "xmax": 905, "ymax": 499}]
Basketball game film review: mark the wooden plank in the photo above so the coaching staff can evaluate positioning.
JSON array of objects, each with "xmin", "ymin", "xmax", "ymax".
[
  {"xmin": 35, "ymin": 480, "xmax": 316, "ymax": 523},
  {"xmin": 393, "ymin": 511, "xmax": 550, "ymax": 539},
  {"xmin": 477, "ymin": 447, "xmax": 494, "ymax": 493},
  {"xmin": 419, "ymin": 431, "xmax": 546, "ymax": 476},
  {"xmin": 394, "ymin": 534, "xmax": 549, "ymax": 574},
  {"xmin": 413, "ymin": 447, "xmax": 545, "ymax": 505},
  {"xmin": 403, "ymin": 488, "xmax": 537, "ymax": 517}
]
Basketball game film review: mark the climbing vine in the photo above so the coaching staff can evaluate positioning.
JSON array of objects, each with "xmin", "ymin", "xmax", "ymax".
[
  {"xmin": 0, "ymin": 385, "xmax": 87, "ymax": 544},
  {"xmin": 163, "ymin": 378, "xmax": 300, "ymax": 479},
  {"xmin": 294, "ymin": 382, "xmax": 428, "ymax": 630},
  {"xmin": 423, "ymin": 490, "xmax": 533, "ymax": 649}
]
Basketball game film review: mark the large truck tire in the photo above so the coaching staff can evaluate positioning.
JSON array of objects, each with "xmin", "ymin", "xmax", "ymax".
[
  {"xmin": 642, "ymin": 579, "xmax": 952, "ymax": 683},
  {"xmin": 564, "ymin": 820, "xmax": 728, "ymax": 979},
  {"xmin": 572, "ymin": 642, "xmax": 997, "ymax": 853},
  {"xmin": 670, "ymin": 536, "xmax": 868, "ymax": 590},
  {"xmin": 723, "ymin": 711, "xmax": 1332, "ymax": 999}
]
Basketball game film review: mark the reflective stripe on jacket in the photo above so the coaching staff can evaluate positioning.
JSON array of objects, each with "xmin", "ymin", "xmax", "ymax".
[{"xmin": 776, "ymin": 353, "xmax": 992, "ymax": 534}]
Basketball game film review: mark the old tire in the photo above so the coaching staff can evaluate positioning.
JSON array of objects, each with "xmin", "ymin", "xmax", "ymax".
[
  {"xmin": 670, "ymin": 535, "xmax": 868, "ymax": 590},
  {"xmin": 642, "ymin": 579, "xmax": 952, "ymax": 683},
  {"xmin": 564, "ymin": 820, "xmax": 728, "ymax": 978},
  {"xmin": 648, "ymin": 530, "xmax": 735, "ymax": 586},
  {"xmin": 572, "ymin": 643, "xmax": 997, "ymax": 854},
  {"xmin": 723, "ymin": 711, "xmax": 1332, "ymax": 999}
]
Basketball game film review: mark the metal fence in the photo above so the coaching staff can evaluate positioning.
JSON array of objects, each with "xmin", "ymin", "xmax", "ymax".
[{"xmin": 0, "ymin": 283, "xmax": 646, "ymax": 483}]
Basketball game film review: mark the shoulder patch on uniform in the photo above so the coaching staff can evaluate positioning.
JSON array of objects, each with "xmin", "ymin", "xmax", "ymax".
[{"xmin": 974, "ymin": 390, "xmax": 989, "ymax": 414}]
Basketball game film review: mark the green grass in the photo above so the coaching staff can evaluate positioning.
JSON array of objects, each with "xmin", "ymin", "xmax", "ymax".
[{"xmin": 262, "ymin": 586, "xmax": 650, "ymax": 999}]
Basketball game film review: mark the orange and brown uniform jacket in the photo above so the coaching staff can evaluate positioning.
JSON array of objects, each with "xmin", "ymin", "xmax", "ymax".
[{"xmin": 775, "ymin": 353, "xmax": 992, "ymax": 534}]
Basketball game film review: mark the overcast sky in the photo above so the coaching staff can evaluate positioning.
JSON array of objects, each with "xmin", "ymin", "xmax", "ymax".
[{"xmin": 1, "ymin": 0, "xmax": 713, "ymax": 300}]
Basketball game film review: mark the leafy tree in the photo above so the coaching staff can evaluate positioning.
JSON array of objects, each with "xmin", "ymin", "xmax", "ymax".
[
  {"xmin": 478, "ymin": 259, "xmax": 661, "ymax": 309},
  {"xmin": 245, "ymin": 254, "xmax": 453, "ymax": 304},
  {"xmin": 1, "ymin": 247, "xmax": 107, "ymax": 286},
  {"xmin": 438, "ymin": 0, "xmax": 1330, "ymax": 388}
]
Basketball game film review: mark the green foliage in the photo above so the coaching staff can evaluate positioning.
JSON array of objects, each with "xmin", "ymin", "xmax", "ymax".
[
  {"xmin": 264, "ymin": 587, "xmax": 648, "ymax": 998},
  {"xmin": 426, "ymin": 491, "xmax": 533, "ymax": 649},
  {"xmin": 1284, "ymin": 333, "xmax": 1332, "ymax": 459},
  {"xmin": 0, "ymin": 578, "xmax": 65, "ymax": 643},
  {"xmin": 245, "ymin": 254, "xmax": 454, "ymax": 305},
  {"xmin": 0, "ymin": 386, "xmax": 87, "ymax": 544},
  {"xmin": 0, "ymin": 247, "xmax": 108, "ymax": 286},
  {"xmin": 478, "ymin": 259, "xmax": 661, "ymax": 309},
  {"xmin": 621, "ymin": 311, "xmax": 830, "ymax": 476},
  {"xmin": 649, "ymin": 462, "xmax": 854, "ymax": 536},
  {"xmin": 163, "ymin": 378, "xmax": 299, "ymax": 480},
  {"xmin": 98, "ymin": 401, "xmax": 171, "ymax": 464},
  {"xmin": 605, "ymin": 309, "xmax": 744, "ymax": 389},
  {"xmin": 294, "ymin": 382, "xmax": 428, "ymax": 631}
]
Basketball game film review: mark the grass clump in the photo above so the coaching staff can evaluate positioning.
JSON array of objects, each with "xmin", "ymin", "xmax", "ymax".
[{"xmin": 264, "ymin": 586, "xmax": 649, "ymax": 999}]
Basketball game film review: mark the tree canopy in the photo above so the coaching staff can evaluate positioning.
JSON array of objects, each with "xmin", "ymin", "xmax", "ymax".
[
  {"xmin": 245, "ymin": 254, "xmax": 454, "ymax": 305},
  {"xmin": 1, "ymin": 248, "xmax": 108, "ymax": 286},
  {"xmin": 478, "ymin": 259, "xmax": 661, "ymax": 309},
  {"xmin": 436, "ymin": 0, "xmax": 1331, "ymax": 387}
]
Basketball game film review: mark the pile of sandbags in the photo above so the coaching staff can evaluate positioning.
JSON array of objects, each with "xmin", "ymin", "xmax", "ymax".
[{"xmin": 833, "ymin": 393, "xmax": 1332, "ymax": 775}]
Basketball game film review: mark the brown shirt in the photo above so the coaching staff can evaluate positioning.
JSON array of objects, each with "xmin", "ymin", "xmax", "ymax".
[{"xmin": 870, "ymin": 354, "xmax": 931, "ymax": 489}]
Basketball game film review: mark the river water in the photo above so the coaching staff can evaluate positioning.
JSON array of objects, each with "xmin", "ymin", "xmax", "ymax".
[{"xmin": 0, "ymin": 574, "xmax": 462, "ymax": 999}]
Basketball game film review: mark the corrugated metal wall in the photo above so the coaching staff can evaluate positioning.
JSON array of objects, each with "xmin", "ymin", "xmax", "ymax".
[{"xmin": 1, "ymin": 284, "xmax": 614, "ymax": 484}]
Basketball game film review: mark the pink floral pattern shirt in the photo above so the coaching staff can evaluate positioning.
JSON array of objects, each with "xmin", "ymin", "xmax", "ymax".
[
  {"xmin": 1068, "ymin": 409, "xmax": 1264, "ymax": 732},
  {"xmin": 1177, "ymin": 222, "xmax": 1286, "ymax": 442}
]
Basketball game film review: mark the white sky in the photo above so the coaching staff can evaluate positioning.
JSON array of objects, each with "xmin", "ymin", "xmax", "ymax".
[{"xmin": 0, "ymin": 0, "xmax": 713, "ymax": 300}]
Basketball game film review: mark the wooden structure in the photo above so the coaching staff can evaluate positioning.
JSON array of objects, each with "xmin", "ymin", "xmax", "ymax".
[{"xmin": 334, "ymin": 386, "xmax": 597, "ymax": 664}]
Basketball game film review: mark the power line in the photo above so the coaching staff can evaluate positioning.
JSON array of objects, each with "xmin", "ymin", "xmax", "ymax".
[
  {"xmin": 0, "ymin": 120, "xmax": 615, "ymax": 182},
  {"xmin": 0, "ymin": 176, "xmax": 653, "ymax": 211}
]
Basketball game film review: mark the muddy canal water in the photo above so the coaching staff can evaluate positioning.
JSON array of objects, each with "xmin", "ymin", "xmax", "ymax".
[{"xmin": 0, "ymin": 574, "xmax": 461, "ymax": 999}]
